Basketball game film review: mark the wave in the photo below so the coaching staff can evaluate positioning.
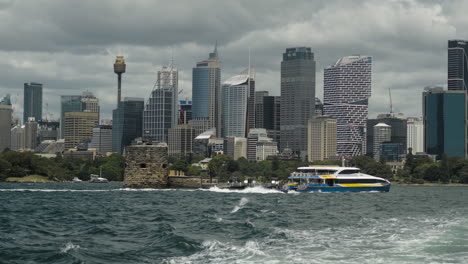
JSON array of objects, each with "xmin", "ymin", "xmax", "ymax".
[
  {"xmin": 231, "ymin": 197, "xmax": 249, "ymax": 213},
  {"xmin": 0, "ymin": 189, "xmax": 110, "ymax": 192},
  {"xmin": 60, "ymin": 242, "xmax": 80, "ymax": 254},
  {"xmin": 201, "ymin": 186, "xmax": 283, "ymax": 194}
]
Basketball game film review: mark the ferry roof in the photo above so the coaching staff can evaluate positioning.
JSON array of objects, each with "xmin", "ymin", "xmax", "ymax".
[{"xmin": 297, "ymin": 166, "xmax": 360, "ymax": 171}]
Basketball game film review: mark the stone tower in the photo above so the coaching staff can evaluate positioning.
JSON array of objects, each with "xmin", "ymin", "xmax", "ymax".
[{"xmin": 124, "ymin": 144, "xmax": 169, "ymax": 188}]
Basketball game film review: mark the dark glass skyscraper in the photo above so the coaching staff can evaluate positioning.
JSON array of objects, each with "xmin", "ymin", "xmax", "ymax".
[
  {"xmin": 366, "ymin": 114, "xmax": 407, "ymax": 157},
  {"xmin": 112, "ymin": 97, "xmax": 144, "ymax": 154},
  {"xmin": 423, "ymin": 88, "xmax": 467, "ymax": 159},
  {"xmin": 448, "ymin": 40, "xmax": 468, "ymax": 91},
  {"xmin": 192, "ymin": 45, "xmax": 221, "ymax": 136},
  {"xmin": 280, "ymin": 47, "xmax": 315, "ymax": 155},
  {"xmin": 23, "ymin": 82, "xmax": 43, "ymax": 123}
]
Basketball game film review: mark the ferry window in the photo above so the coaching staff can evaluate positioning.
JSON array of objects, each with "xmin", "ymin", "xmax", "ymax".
[
  {"xmin": 316, "ymin": 170, "xmax": 335, "ymax": 175},
  {"xmin": 339, "ymin": 170, "xmax": 360, "ymax": 175}
]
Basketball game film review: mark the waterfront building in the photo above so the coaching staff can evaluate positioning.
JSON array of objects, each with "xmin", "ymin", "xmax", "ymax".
[
  {"xmin": 24, "ymin": 118, "xmax": 38, "ymax": 151},
  {"xmin": 64, "ymin": 112, "xmax": 99, "ymax": 150},
  {"xmin": 179, "ymin": 100, "xmax": 192, "ymax": 125},
  {"xmin": 307, "ymin": 116, "xmax": 337, "ymax": 162},
  {"xmin": 192, "ymin": 45, "xmax": 221, "ymax": 136},
  {"xmin": 143, "ymin": 66, "xmax": 178, "ymax": 142},
  {"xmin": 10, "ymin": 125, "xmax": 25, "ymax": 151},
  {"xmin": 367, "ymin": 113, "xmax": 407, "ymax": 157},
  {"xmin": 407, "ymin": 117, "xmax": 424, "ymax": 153},
  {"xmin": 448, "ymin": 40, "xmax": 468, "ymax": 91},
  {"xmin": 373, "ymin": 123, "xmax": 392, "ymax": 161},
  {"xmin": 246, "ymin": 128, "xmax": 276, "ymax": 161},
  {"xmin": 112, "ymin": 97, "xmax": 144, "ymax": 154},
  {"xmin": 0, "ymin": 95, "xmax": 12, "ymax": 152},
  {"xmin": 23, "ymin": 82, "xmax": 43, "ymax": 123},
  {"xmin": 423, "ymin": 88, "xmax": 467, "ymax": 159},
  {"xmin": 89, "ymin": 125, "xmax": 113, "ymax": 155},
  {"xmin": 256, "ymin": 137, "xmax": 278, "ymax": 161},
  {"xmin": 323, "ymin": 55, "xmax": 372, "ymax": 157},
  {"xmin": 223, "ymin": 137, "xmax": 247, "ymax": 160},
  {"xmin": 280, "ymin": 47, "xmax": 316, "ymax": 155},
  {"xmin": 221, "ymin": 71, "xmax": 251, "ymax": 137},
  {"xmin": 168, "ymin": 124, "xmax": 196, "ymax": 156}
]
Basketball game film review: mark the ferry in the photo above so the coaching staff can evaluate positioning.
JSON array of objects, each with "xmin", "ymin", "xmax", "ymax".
[{"xmin": 281, "ymin": 166, "xmax": 390, "ymax": 193}]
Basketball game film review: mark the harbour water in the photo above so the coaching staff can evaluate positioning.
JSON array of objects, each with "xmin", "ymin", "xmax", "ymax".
[{"xmin": 0, "ymin": 183, "xmax": 467, "ymax": 263}]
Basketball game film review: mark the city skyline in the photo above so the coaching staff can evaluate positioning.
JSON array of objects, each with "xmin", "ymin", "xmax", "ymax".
[{"xmin": 0, "ymin": 1, "xmax": 465, "ymax": 123}]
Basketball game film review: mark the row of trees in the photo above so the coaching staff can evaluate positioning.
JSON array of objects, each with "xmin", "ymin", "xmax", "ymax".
[{"xmin": 0, "ymin": 150, "xmax": 125, "ymax": 181}]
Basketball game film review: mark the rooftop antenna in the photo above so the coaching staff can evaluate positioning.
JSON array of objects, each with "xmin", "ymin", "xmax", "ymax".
[{"xmin": 388, "ymin": 88, "xmax": 393, "ymax": 117}]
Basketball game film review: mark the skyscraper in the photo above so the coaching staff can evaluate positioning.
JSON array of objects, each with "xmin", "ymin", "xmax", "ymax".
[
  {"xmin": 60, "ymin": 92, "xmax": 99, "ymax": 139},
  {"xmin": 24, "ymin": 118, "xmax": 38, "ymax": 151},
  {"xmin": 280, "ymin": 47, "xmax": 315, "ymax": 155},
  {"xmin": 23, "ymin": 82, "xmax": 43, "ymax": 123},
  {"xmin": 307, "ymin": 116, "xmax": 337, "ymax": 162},
  {"xmin": 89, "ymin": 125, "xmax": 113, "ymax": 155},
  {"xmin": 373, "ymin": 123, "xmax": 391, "ymax": 161},
  {"xmin": 366, "ymin": 113, "xmax": 407, "ymax": 157},
  {"xmin": 112, "ymin": 97, "xmax": 144, "ymax": 154},
  {"xmin": 192, "ymin": 44, "xmax": 221, "ymax": 136},
  {"xmin": 143, "ymin": 66, "xmax": 178, "ymax": 142},
  {"xmin": 407, "ymin": 117, "xmax": 424, "ymax": 153},
  {"xmin": 423, "ymin": 88, "xmax": 466, "ymax": 159},
  {"xmin": 64, "ymin": 112, "xmax": 99, "ymax": 150},
  {"xmin": 323, "ymin": 55, "xmax": 372, "ymax": 157},
  {"xmin": 178, "ymin": 100, "xmax": 192, "ymax": 125},
  {"xmin": 0, "ymin": 95, "xmax": 12, "ymax": 152},
  {"xmin": 448, "ymin": 40, "xmax": 468, "ymax": 91},
  {"xmin": 114, "ymin": 55, "xmax": 126, "ymax": 104},
  {"xmin": 168, "ymin": 124, "xmax": 196, "ymax": 157},
  {"xmin": 221, "ymin": 71, "xmax": 253, "ymax": 138}
]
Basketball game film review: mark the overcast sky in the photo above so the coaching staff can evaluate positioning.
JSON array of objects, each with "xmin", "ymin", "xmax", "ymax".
[{"xmin": 0, "ymin": 0, "xmax": 466, "ymax": 121}]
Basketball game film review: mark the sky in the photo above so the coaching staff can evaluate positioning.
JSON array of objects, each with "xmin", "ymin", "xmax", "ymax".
[{"xmin": 0, "ymin": 0, "xmax": 466, "ymax": 122}]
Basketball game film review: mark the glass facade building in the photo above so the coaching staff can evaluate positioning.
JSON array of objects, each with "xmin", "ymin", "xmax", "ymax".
[
  {"xmin": 222, "ymin": 74, "xmax": 250, "ymax": 138},
  {"xmin": 112, "ymin": 98, "xmax": 144, "ymax": 154},
  {"xmin": 380, "ymin": 142, "xmax": 403, "ymax": 161},
  {"xmin": 448, "ymin": 40, "xmax": 468, "ymax": 91},
  {"xmin": 23, "ymin": 82, "xmax": 43, "ymax": 123},
  {"xmin": 367, "ymin": 114, "xmax": 407, "ymax": 157},
  {"xmin": 323, "ymin": 55, "xmax": 372, "ymax": 157},
  {"xmin": 280, "ymin": 47, "xmax": 316, "ymax": 155},
  {"xmin": 423, "ymin": 89, "xmax": 467, "ymax": 159}
]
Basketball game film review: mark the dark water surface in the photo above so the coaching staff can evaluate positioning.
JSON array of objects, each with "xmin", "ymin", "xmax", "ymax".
[{"xmin": 0, "ymin": 183, "xmax": 467, "ymax": 263}]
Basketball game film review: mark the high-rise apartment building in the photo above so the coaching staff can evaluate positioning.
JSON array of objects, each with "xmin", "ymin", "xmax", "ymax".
[
  {"xmin": 280, "ymin": 47, "xmax": 315, "ymax": 155},
  {"xmin": 112, "ymin": 97, "xmax": 144, "ymax": 154},
  {"xmin": 168, "ymin": 124, "xmax": 196, "ymax": 157},
  {"xmin": 373, "ymin": 123, "xmax": 392, "ymax": 161},
  {"xmin": 307, "ymin": 116, "xmax": 337, "ymax": 162},
  {"xmin": 323, "ymin": 55, "xmax": 372, "ymax": 157},
  {"xmin": 448, "ymin": 40, "xmax": 468, "ymax": 91},
  {"xmin": 0, "ymin": 95, "xmax": 12, "ymax": 152},
  {"xmin": 143, "ymin": 66, "xmax": 178, "ymax": 142},
  {"xmin": 221, "ymin": 72, "xmax": 251, "ymax": 138},
  {"xmin": 63, "ymin": 112, "xmax": 99, "ymax": 150},
  {"xmin": 366, "ymin": 113, "xmax": 407, "ymax": 157},
  {"xmin": 89, "ymin": 125, "xmax": 113, "ymax": 155},
  {"xmin": 423, "ymin": 88, "xmax": 467, "ymax": 159},
  {"xmin": 23, "ymin": 82, "xmax": 43, "ymax": 123},
  {"xmin": 192, "ymin": 45, "xmax": 221, "ymax": 136},
  {"xmin": 407, "ymin": 117, "xmax": 424, "ymax": 153}
]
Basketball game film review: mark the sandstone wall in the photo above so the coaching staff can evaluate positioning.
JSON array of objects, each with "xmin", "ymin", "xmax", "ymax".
[{"xmin": 124, "ymin": 145, "xmax": 168, "ymax": 188}]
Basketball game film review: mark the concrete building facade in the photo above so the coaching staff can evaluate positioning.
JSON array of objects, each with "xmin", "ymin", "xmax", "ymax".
[
  {"xmin": 407, "ymin": 117, "xmax": 424, "ymax": 153},
  {"xmin": 168, "ymin": 124, "xmax": 196, "ymax": 156},
  {"xmin": 307, "ymin": 116, "xmax": 337, "ymax": 162},
  {"xmin": 89, "ymin": 125, "xmax": 113, "ymax": 155},
  {"xmin": 373, "ymin": 123, "xmax": 392, "ymax": 161},
  {"xmin": 64, "ymin": 111, "xmax": 99, "ymax": 150},
  {"xmin": 0, "ymin": 95, "xmax": 12, "ymax": 152}
]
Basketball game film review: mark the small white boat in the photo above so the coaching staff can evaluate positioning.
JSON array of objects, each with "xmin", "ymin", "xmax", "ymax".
[
  {"xmin": 89, "ymin": 174, "xmax": 109, "ymax": 183},
  {"xmin": 72, "ymin": 177, "xmax": 82, "ymax": 182}
]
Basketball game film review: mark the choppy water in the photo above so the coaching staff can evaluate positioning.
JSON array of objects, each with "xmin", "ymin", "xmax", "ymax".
[{"xmin": 0, "ymin": 183, "xmax": 467, "ymax": 263}]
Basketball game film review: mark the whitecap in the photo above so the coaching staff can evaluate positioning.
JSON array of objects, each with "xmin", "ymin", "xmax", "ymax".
[
  {"xmin": 202, "ymin": 186, "xmax": 283, "ymax": 194},
  {"xmin": 60, "ymin": 242, "xmax": 80, "ymax": 253},
  {"xmin": 231, "ymin": 197, "xmax": 249, "ymax": 213}
]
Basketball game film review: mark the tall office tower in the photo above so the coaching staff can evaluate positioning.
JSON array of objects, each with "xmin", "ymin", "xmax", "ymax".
[
  {"xmin": 366, "ymin": 113, "xmax": 407, "ymax": 157},
  {"xmin": 10, "ymin": 125, "xmax": 25, "ymax": 151},
  {"xmin": 224, "ymin": 137, "xmax": 247, "ymax": 160},
  {"xmin": 448, "ymin": 40, "xmax": 468, "ymax": 91},
  {"xmin": 0, "ymin": 94, "xmax": 12, "ymax": 152},
  {"xmin": 255, "ymin": 91, "xmax": 269, "ymax": 128},
  {"xmin": 168, "ymin": 124, "xmax": 196, "ymax": 157},
  {"xmin": 373, "ymin": 123, "xmax": 391, "ymax": 161},
  {"xmin": 81, "ymin": 91, "xmax": 100, "ymax": 114},
  {"xmin": 23, "ymin": 82, "xmax": 43, "ymax": 123},
  {"xmin": 60, "ymin": 92, "xmax": 99, "ymax": 139},
  {"xmin": 24, "ymin": 118, "xmax": 38, "ymax": 150},
  {"xmin": 280, "ymin": 47, "xmax": 315, "ymax": 155},
  {"xmin": 315, "ymin": 97, "xmax": 324, "ymax": 116},
  {"xmin": 63, "ymin": 112, "xmax": 99, "ymax": 150},
  {"xmin": 245, "ymin": 67, "xmax": 256, "ymax": 134},
  {"xmin": 112, "ymin": 97, "xmax": 144, "ymax": 154},
  {"xmin": 114, "ymin": 55, "xmax": 126, "ymax": 104},
  {"xmin": 221, "ymin": 71, "xmax": 251, "ymax": 137},
  {"xmin": 247, "ymin": 128, "xmax": 269, "ymax": 161},
  {"xmin": 143, "ymin": 66, "xmax": 178, "ymax": 142},
  {"xmin": 323, "ymin": 55, "xmax": 372, "ymax": 157},
  {"xmin": 37, "ymin": 120, "xmax": 60, "ymax": 143},
  {"xmin": 423, "ymin": 88, "xmax": 467, "ymax": 159},
  {"xmin": 192, "ymin": 44, "xmax": 222, "ymax": 136},
  {"xmin": 178, "ymin": 100, "xmax": 192, "ymax": 124},
  {"xmin": 307, "ymin": 116, "xmax": 337, "ymax": 162},
  {"xmin": 407, "ymin": 117, "xmax": 424, "ymax": 153},
  {"xmin": 188, "ymin": 119, "xmax": 212, "ymax": 137},
  {"xmin": 89, "ymin": 125, "xmax": 113, "ymax": 155}
]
